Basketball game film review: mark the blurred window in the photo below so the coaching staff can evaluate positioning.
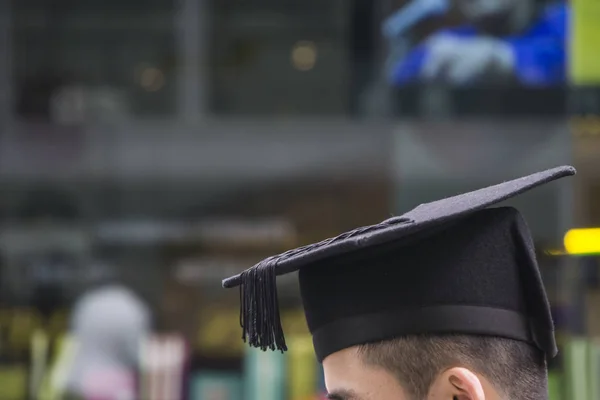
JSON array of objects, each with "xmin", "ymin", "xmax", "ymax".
[
  {"xmin": 207, "ymin": 0, "xmax": 355, "ymax": 116},
  {"xmin": 12, "ymin": 0, "xmax": 177, "ymax": 121}
]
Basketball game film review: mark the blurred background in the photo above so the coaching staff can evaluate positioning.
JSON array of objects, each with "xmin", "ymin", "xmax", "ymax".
[{"xmin": 0, "ymin": 0, "xmax": 599, "ymax": 399}]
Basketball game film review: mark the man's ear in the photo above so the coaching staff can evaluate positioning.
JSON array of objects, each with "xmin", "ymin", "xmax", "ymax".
[{"xmin": 427, "ymin": 367, "xmax": 486, "ymax": 400}]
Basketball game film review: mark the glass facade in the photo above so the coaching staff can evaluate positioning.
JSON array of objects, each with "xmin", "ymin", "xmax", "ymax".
[{"xmin": 12, "ymin": 0, "xmax": 178, "ymax": 120}]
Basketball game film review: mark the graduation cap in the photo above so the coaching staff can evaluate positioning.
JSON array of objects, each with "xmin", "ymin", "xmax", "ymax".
[{"xmin": 222, "ymin": 166, "xmax": 575, "ymax": 362}]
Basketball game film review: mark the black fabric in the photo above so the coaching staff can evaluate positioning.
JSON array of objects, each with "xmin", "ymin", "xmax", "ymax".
[
  {"xmin": 222, "ymin": 166, "xmax": 575, "ymax": 359},
  {"xmin": 300, "ymin": 207, "xmax": 556, "ymax": 361},
  {"xmin": 311, "ymin": 306, "xmax": 541, "ymax": 363}
]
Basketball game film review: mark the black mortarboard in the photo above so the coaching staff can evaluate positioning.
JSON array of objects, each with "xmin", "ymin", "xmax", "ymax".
[{"xmin": 222, "ymin": 166, "xmax": 575, "ymax": 362}]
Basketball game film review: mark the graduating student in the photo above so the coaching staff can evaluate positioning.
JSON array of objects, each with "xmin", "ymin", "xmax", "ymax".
[{"xmin": 223, "ymin": 166, "xmax": 575, "ymax": 400}]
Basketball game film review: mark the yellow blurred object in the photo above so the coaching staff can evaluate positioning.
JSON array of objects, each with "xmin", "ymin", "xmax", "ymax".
[
  {"xmin": 282, "ymin": 310, "xmax": 309, "ymax": 335},
  {"xmin": 0, "ymin": 309, "xmax": 12, "ymax": 330},
  {"xmin": 37, "ymin": 334, "xmax": 78, "ymax": 400},
  {"xmin": 571, "ymin": 0, "xmax": 600, "ymax": 84},
  {"xmin": 291, "ymin": 41, "xmax": 318, "ymax": 71},
  {"xmin": 0, "ymin": 366, "xmax": 27, "ymax": 400},
  {"xmin": 195, "ymin": 308, "xmax": 309, "ymax": 357},
  {"xmin": 48, "ymin": 311, "xmax": 69, "ymax": 337},
  {"xmin": 9, "ymin": 309, "xmax": 41, "ymax": 352},
  {"xmin": 30, "ymin": 330, "xmax": 49, "ymax": 398},
  {"xmin": 570, "ymin": 115, "xmax": 600, "ymax": 137},
  {"xmin": 139, "ymin": 67, "xmax": 165, "ymax": 92},
  {"xmin": 287, "ymin": 334, "xmax": 317, "ymax": 400},
  {"xmin": 196, "ymin": 308, "xmax": 244, "ymax": 356},
  {"xmin": 564, "ymin": 228, "xmax": 600, "ymax": 254},
  {"xmin": 544, "ymin": 248, "xmax": 566, "ymax": 256}
]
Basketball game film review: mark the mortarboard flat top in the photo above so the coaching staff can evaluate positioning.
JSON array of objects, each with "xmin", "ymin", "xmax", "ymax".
[{"xmin": 222, "ymin": 166, "xmax": 575, "ymax": 362}]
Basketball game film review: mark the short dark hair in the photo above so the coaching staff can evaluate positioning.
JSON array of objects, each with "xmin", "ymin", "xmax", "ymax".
[{"xmin": 357, "ymin": 335, "xmax": 547, "ymax": 400}]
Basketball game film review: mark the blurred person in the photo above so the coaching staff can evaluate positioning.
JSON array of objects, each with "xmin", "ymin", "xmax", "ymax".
[
  {"xmin": 61, "ymin": 268, "xmax": 151, "ymax": 400},
  {"xmin": 223, "ymin": 166, "xmax": 575, "ymax": 399},
  {"xmin": 387, "ymin": 0, "xmax": 567, "ymax": 86}
]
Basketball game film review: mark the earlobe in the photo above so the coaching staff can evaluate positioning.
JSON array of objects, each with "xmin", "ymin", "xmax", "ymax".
[{"xmin": 428, "ymin": 367, "xmax": 486, "ymax": 400}]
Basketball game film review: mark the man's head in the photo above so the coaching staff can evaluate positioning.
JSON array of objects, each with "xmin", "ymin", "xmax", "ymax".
[
  {"xmin": 323, "ymin": 334, "xmax": 547, "ymax": 400},
  {"xmin": 222, "ymin": 167, "xmax": 575, "ymax": 400}
]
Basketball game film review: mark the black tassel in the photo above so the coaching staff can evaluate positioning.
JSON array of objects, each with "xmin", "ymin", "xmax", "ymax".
[
  {"xmin": 239, "ymin": 258, "xmax": 288, "ymax": 353},
  {"xmin": 233, "ymin": 215, "xmax": 413, "ymax": 352}
]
